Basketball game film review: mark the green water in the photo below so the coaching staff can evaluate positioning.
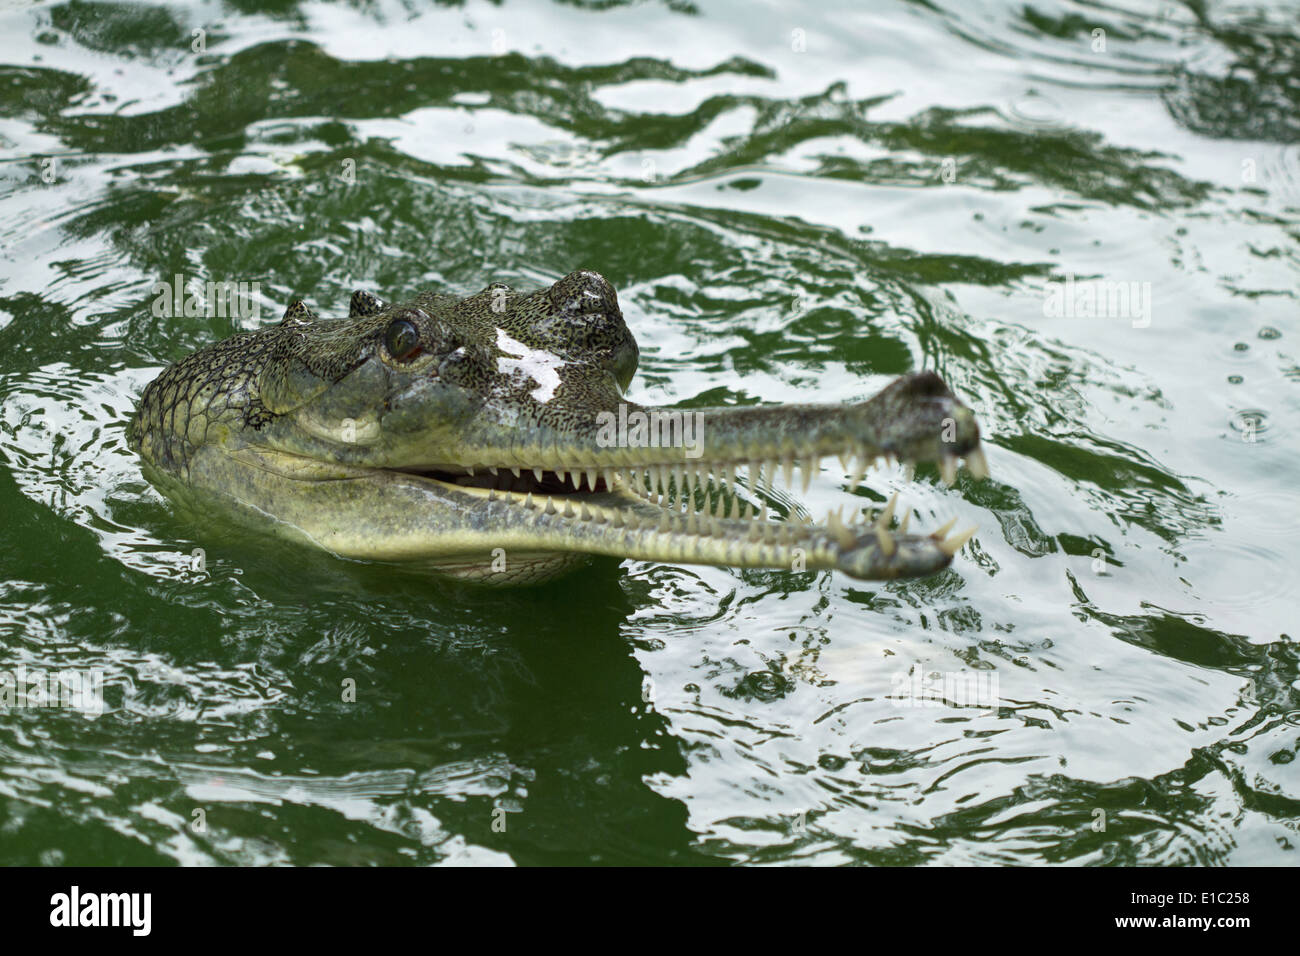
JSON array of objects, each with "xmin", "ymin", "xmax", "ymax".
[{"xmin": 0, "ymin": 0, "xmax": 1297, "ymax": 866}]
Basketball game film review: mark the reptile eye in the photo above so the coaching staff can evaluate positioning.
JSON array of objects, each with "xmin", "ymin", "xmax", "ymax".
[{"xmin": 384, "ymin": 317, "xmax": 421, "ymax": 362}]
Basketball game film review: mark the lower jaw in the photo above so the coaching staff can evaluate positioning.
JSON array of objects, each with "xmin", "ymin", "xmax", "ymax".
[{"xmin": 410, "ymin": 474, "xmax": 974, "ymax": 583}]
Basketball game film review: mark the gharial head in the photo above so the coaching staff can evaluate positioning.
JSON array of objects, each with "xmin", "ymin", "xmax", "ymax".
[
  {"xmin": 255, "ymin": 271, "xmax": 644, "ymax": 471},
  {"xmin": 133, "ymin": 269, "xmax": 987, "ymax": 584}
]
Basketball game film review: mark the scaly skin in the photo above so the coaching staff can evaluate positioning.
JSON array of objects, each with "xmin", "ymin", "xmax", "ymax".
[{"xmin": 130, "ymin": 271, "xmax": 986, "ymax": 585}]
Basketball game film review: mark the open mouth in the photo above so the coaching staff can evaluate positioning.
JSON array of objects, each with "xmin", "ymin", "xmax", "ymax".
[
  {"xmin": 400, "ymin": 442, "xmax": 987, "ymax": 498},
  {"xmin": 364, "ymin": 370, "xmax": 991, "ymax": 580},
  {"xmin": 408, "ymin": 466, "xmax": 616, "ymax": 496},
  {"xmin": 391, "ymin": 444, "xmax": 986, "ymax": 568}
]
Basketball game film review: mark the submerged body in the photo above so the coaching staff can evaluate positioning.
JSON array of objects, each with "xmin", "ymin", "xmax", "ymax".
[{"xmin": 131, "ymin": 271, "xmax": 986, "ymax": 584}]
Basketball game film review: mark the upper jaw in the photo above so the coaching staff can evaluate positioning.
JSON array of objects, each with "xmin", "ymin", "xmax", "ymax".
[{"xmin": 395, "ymin": 370, "xmax": 986, "ymax": 487}]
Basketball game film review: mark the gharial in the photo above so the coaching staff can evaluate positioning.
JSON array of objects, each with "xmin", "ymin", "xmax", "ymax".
[{"xmin": 130, "ymin": 271, "xmax": 986, "ymax": 585}]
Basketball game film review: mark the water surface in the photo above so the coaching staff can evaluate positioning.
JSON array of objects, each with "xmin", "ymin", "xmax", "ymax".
[{"xmin": 0, "ymin": 0, "xmax": 1297, "ymax": 865}]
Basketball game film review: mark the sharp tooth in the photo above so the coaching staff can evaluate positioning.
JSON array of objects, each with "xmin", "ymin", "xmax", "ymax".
[
  {"xmin": 510, "ymin": 466, "xmax": 520, "ymax": 478},
  {"xmin": 563, "ymin": 500, "xmax": 575, "ymax": 518},
  {"xmin": 826, "ymin": 508, "xmax": 854, "ymax": 549},
  {"xmin": 722, "ymin": 462, "xmax": 735, "ymax": 493},
  {"xmin": 876, "ymin": 527, "xmax": 896, "ymax": 557},
  {"xmin": 940, "ymin": 455, "xmax": 958, "ymax": 487},
  {"xmin": 748, "ymin": 461, "xmax": 761, "ymax": 496},
  {"xmin": 901, "ymin": 462, "xmax": 915, "ymax": 483},
  {"xmin": 730, "ymin": 497, "xmax": 740, "ymax": 520},
  {"xmin": 966, "ymin": 447, "xmax": 989, "ymax": 480},
  {"xmin": 488, "ymin": 489, "xmax": 498, "ymax": 501},
  {"xmin": 533, "ymin": 467, "xmax": 544, "ymax": 483},
  {"xmin": 687, "ymin": 510, "xmax": 698, "ymax": 534},
  {"xmin": 714, "ymin": 494, "xmax": 725, "ymax": 519},
  {"xmin": 837, "ymin": 452, "xmax": 850, "ymax": 471},
  {"xmin": 878, "ymin": 491, "xmax": 898, "ymax": 529},
  {"xmin": 611, "ymin": 510, "xmax": 624, "ymax": 528},
  {"xmin": 467, "ymin": 465, "xmax": 476, "ymax": 476},
  {"xmin": 586, "ymin": 467, "xmax": 597, "ymax": 491},
  {"xmin": 939, "ymin": 525, "xmax": 978, "ymax": 556},
  {"xmin": 579, "ymin": 503, "xmax": 592, "ymax": 520},
  {"xmin": 488, "ymin": 466, "xmax": 499, "ymax": 476},
  {"xmin": 931, "ymin": 517, "xmax": 958, "ymax": 539},
  {"xmin": 544, "ymin": 497, "xmax": 557, "ymax": 515},
  {"xmin": 899, "ymin": 511, "xmax": 910, "ymax": 533},
  {"xmin": 849, "ymin": 455, "xmax": 868, "ymax": 491},
  {"xmin": 524, "ymin": 492, "xmax": 534, "ymax": 508},
  {"xmin": 801, "ymin": 456, "xmax": 816, "ymax": 495},
  {"xmin": 782, "ymin": 455, "xmax": 794, "ymax": 490}
]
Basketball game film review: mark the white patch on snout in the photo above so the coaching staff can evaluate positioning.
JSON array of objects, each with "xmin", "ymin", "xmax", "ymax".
[{"xmin": 495, "ymin": 328, "xmax": 563, "ymax": 403}]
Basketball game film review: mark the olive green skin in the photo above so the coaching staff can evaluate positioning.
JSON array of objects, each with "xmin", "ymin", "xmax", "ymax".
[
  {"xmin": 131, "ymin": 271, "xmax": 984, "ymax": 585},
  {"xmin": 133, "ymin": 272, "xmax": 639, "ymax": 478}
]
